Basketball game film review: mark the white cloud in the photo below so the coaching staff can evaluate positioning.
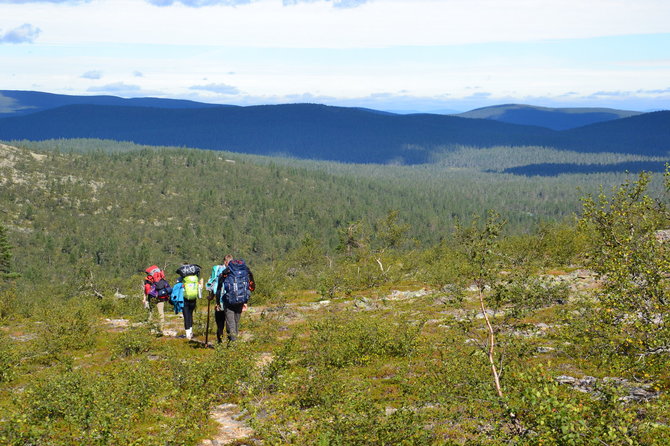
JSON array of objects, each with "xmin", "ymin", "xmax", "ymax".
[
  {"xmin": 190, "ymin": 83, "xmax": 241, "ymax": 94},
  {"xmin": 282, "ymin": 0, "xmax": 370, "ymax": 8},
  {"xmin": 87, "ymin": 82, "xmax": 144, "ymax": 95},
  {"xmin": 0, "ymin": 23, "xmax": 40, "ymax": 43},
  {"xmin": 6, "ymin": 0, "xmax": 669, "ymax": 48},
  {"xmin": 0, "ymin": 0, "xmax": 91, "ymax": 3},
  {"xmin": 1, "ymin": 0, "xmax": 668, "ymax": 111},
  {"xmin": 81, "ymin": 70, "xmax": 102, "ymax": 79},
  {"xmin": 144, "ymin": 0, "xmax": 370, "ymax": 8},
  {"xmin": 146, "ymin": 0, "xmax": 254, "ymax": 6}
]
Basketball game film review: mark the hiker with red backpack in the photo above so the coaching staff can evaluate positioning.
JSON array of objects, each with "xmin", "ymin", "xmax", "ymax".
[
  {"xmin": 215, "ymin": 255, "xmax": 255, "ymax": 344},
  {"xmin": 143, "ymin": 265, "xmax": 172, "ymax": 334},
  {"xmin": 175, "ymin": 263, "xmax": 202, "ymax": 340}
]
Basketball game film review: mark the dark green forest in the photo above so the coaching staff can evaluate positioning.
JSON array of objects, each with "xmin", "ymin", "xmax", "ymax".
[{"xmin": 3, "ymin": 138, "xmax": 665, "ymax": 283}]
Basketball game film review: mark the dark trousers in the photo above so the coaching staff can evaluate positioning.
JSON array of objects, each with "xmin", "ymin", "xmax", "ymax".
[
  {"xmin": 183, "ymin": 299, "xmax": 197, "ymax": 330},
  {"xmin": 214, "ymin": 309, "xmax": 225, "ymax": 344},
  {"xmin": 222, "ymin": 303, "xmax": 244, "ymax": 342}
]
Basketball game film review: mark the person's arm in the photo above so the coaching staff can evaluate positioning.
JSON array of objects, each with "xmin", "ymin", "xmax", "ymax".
[
  {"xmin": 215, "ymin": 270, "xmax": 226, "ymax": 309},
  {"xmin": 206, "ymin": 265, "xmax": 222, "ymax": 299},
  {"xmin": 248, "ymin": 269, "xmax": 255, "ymax": 292},
  {"xmin": 143, "ymin": 280, "xmax": 151, "ymax": 308}
]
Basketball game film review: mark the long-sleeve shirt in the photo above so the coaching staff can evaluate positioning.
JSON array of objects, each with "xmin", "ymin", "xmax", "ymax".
[{"xmin": 206, "ymin": 264, "xmax": 225, "ymax": 294}]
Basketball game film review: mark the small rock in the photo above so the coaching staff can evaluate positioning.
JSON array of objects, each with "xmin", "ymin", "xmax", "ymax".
[
  {"xmin": 9, "ymin": 333, "xmax": 37, "ymax": 342},
  {"xmin": 475, "ymin": 309, "xmax": 502, "ymax": 319},
  {"xmin": 555, "ymin": 375, "xmax": 577, "ymax": 385},
  {"xmin": 536, "ymin": 346, "xmax": 555, "ymax": 353},
  {"xmin": 654, "ymin": 229, "xmax": 670, "ymax": 242}
]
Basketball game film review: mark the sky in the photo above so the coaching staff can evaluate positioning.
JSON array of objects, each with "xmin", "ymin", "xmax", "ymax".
[{"xmin": 1, "ymin": 0, "xmax": 669, "ymax": 113}]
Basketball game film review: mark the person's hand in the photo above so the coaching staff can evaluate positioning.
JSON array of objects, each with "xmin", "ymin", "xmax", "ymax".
[
  {"xmin": 215, "ymin": 304, "xmax": 221, "ymax": 312},
  {"xmin": 242, "ymin": 303, "xmax": 248, "ymax": 312}
]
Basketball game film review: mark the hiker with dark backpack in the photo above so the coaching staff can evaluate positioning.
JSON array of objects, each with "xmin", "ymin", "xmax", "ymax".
[
  {"xmin": 215, "ymin": 255, "xmax": 255, "ymax": 344},
  {"xmin": 143, "ymin": 265, "xmax": 172, "ymax": 335},
  {"xmin": 205, "ymin": 259, "xmax": 227, "ymax": 344},
  {"xmin": 175, "ymin": 263, "xmax": 202, "ymax": 340}
]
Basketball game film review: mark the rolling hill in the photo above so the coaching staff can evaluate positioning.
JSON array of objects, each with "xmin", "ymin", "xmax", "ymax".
[
  {"xmin": 0, "ymin": 103, "xmax": 556, "ymax": 164},
  {"xmin": 1, "ymin": 91, "xmax": 669, "ymax": 165},
  {"xmin": 457, "ymin": 104, "xmax": 642, "ymax": 130},
  {"xmin": 0, "ymin": 89, "xmax": 229, "ymax": 117}
]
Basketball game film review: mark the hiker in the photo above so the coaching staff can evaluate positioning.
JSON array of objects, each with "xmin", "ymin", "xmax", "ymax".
[
  {"xmin": 215, "ymin": 255, "xmax": 255, "ymax": 344},
  {"xmin": 143, "ymin": 265, "xmax": 172, "ymax": 334},
  {"xmin": 206, "ymin": 259, "xmax": 227, "ymax": 344},
  {"xmin": 175, "ymin": 263, "xmax": 202, "ymax": 340}
]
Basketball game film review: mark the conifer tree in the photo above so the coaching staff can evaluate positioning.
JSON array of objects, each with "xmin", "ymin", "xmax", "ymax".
[{"xmin": 0, "ymin": 223, "xmax": 12, "ymax": 277}]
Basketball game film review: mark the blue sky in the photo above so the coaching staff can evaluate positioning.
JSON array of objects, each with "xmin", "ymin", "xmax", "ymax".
[{"xmin": 1, "ymin": 0, "xmax": 669, "ymax": 112}]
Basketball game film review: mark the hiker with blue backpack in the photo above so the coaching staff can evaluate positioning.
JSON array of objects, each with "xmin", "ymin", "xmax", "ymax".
[
  {"xmin": 175, "ymin": 263, "xmax": 202, "ymax": 340},
  {"xmin": 215, "ymin": 255, "xmax": 255, "ymax": 344}
]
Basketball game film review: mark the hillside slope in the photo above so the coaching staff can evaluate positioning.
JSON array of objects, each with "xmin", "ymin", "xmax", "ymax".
[
  {"xmin": 0, "ymin": 104, "xmax": 555, "ymax": 164},
  {"xmin": 3, "ymin": 140, "xmax": 631, "ymax": 282},
  {"xmin": 558, "ymin": 111, "xmax": 670, "ymax": 154},
  {"xmin": 1, "ymin": 102, "xmax": 669, "ymax": 164}
]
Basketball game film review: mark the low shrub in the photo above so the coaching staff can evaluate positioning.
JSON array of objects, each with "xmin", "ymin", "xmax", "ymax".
[
  {"xmin": 31, "ymin": 303, "xmax": 97, "ymax": 364},
  {"xmin": 305, "ymin": 313, "xmax": 423, "ymax": 368},
  {"xmin": 0, "ymin": 332, "xmax": 17, "ymax": 384},
  {"xmin": 112, "ymin": 325, "xmax": 153, "ymax": 358},
  {"xmin": 507, "ymin": 367, "xmax": 648, "ymax": 445}
]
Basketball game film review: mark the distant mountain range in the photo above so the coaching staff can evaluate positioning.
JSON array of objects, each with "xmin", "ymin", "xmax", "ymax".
[
  {"xmin": 0, "ymin": 90, "xmax": 668, "ymax": 165},
  {"xmin": 0, "ymin": 90, "xmax": 228, "ymax": 117},
  {"xmin": 456, "ymin": 104, "xmax": 642, "ymax": 131}
]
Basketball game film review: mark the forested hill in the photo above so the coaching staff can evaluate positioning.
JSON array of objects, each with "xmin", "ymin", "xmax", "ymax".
[
  {"xmin": 2, "ymin": 140, "xmax": 638, "ymax": 283},
  {"xmin": 1, "ymin": 102, "xmax": 669, "ymax": 164},
  {"xmin": 559, "ymin": 111, "xmax": 670, "ymax": 153},
  {"xmin": 0, "ymin": 104, "xmax": 554, "ymax": 164},
  {"xmin": 456, "ymin": 104, "xmax": 641, "ymax": 130},
  {"xmin": 0, "ymin": 89, "xmax": 229, "ymax": 116}
]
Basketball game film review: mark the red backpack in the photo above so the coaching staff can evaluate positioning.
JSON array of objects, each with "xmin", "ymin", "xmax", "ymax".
[{"xmin": 145, "ymin": 265, "xmax": 172, "ymax": 300}]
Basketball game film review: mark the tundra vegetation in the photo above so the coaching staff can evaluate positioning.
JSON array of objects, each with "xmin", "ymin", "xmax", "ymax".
[{"xmin": 0, "ymin": 139, "xmax": 669, "ymax": 445}]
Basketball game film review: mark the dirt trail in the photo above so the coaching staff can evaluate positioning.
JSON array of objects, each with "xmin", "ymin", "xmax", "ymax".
[{"xmin": 199, "ymin": 403, "xmax": 254, "ymax": 446}]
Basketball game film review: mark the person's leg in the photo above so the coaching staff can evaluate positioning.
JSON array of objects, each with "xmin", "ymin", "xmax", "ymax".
[
  {"xmin": 183, "ymin": 300, "xmax": 196, "ymax": 339},
  {"xmin": 147, "ymin": 299, "xmax": 154, "ymax": 322},
  {"xmin": 214, "ymin": 310, "xmax": 225, "ymax": 344},
  {"xmin": 224, "ymin": 304, "xmax": 244, "ymax": 342},
  {"xmin": 223, "ymin": 306, "xmax": 237, "ymax": 341},
  {"xmin": 233, "ymin": 307, "xmax": 242, "ymax": 337},
  {"xmin": 156, "ymin": 301, "xmax": 165, "ymax": 331},
  {"xmin": 183, "ymin": 301, "xmax": 192, "ymax": 330}
]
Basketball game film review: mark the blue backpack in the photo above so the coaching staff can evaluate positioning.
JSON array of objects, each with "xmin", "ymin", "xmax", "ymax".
[{"xmin": 223, "ymin": 260, "xmax": 251, "ymax": 305}]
